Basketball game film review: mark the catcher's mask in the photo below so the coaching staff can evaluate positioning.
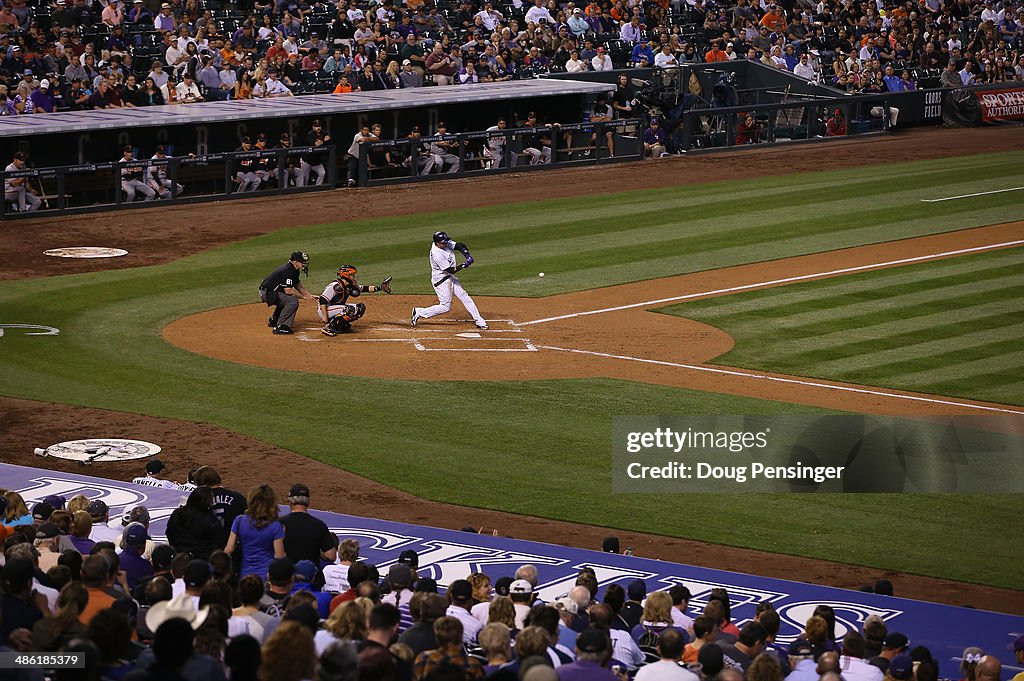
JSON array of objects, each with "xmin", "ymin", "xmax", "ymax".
[
  {"xmin": 290, "ymin": 251, "xmax": 310, "ymax": 276},
  {"xmin": 336, "ymin": 264, "xmax": 358, "ymax": 286}
]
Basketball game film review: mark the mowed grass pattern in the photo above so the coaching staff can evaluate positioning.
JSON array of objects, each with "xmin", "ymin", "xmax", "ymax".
[
  {"xmin": 661, "ymin": 248, "xmax": 1024, "ymax": 406},
  {"xmin": 1, "ymin": 151, "xmax": 1023, "ymax": 587}
]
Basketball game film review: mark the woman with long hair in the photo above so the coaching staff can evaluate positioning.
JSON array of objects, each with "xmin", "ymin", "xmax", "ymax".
[
  {"xmin": 2, "ymin": 491, "xmax": 31, "ymax": 526},
  {"xmin": 33, "ymin": 583, "xmax": 89, "ymax": 651},
  {"xmin": 166, "ymin": 486, "xmax": 226, "ymax": 560},
  {"xmin": 314, "ymin": 600, "xmax": 367, "ymax": 655},
  {"xmin": 260, "ymin": 621, "xmax": 317, "ymax": 681},
  {"xmin": 225, "ymin": 484, "xmax": 285, "ymax": 578}
]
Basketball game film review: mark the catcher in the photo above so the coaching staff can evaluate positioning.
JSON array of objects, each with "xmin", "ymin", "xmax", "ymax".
[{"xmin": 318, "ymin": 265, "xmax": 393, "ymax": 336}]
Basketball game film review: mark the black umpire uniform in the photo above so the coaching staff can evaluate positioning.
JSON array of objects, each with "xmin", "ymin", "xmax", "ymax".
[{"xmin": 260, "ymin": 251, "xmax": 313, "ymax": 334}]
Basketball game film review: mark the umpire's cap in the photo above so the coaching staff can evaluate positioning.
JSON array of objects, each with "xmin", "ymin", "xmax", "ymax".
[{"xmin": 432, "ymin": 231, "xmax": 450, "ymax": 244}]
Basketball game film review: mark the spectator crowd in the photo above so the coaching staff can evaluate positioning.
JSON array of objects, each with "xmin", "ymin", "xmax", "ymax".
[
  {"xmin": 3, "ymin": 470, "xmax": 1023, "ymax": 681},
  {"xmin": 0, "ymin": 0, "xmax": 1022, "ymax": 114}
]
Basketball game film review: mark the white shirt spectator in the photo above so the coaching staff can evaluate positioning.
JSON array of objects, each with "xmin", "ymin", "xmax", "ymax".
[
  {"xmin": 525, "ymin": 4, "xmax": 555, "ymax": 24},
  {"xmin": 445, "ymin": 605, "xmax": 483, "ymax": 644},
  {"xmin": 565, "ymin": 56, "xmax": 587, "ymax": 72},
  {"xmin": 670, "ymin": 608, "xmax": 694, "ymax": 632},
  {"xmin": 653, "ymin": 50, "xmax": 677, "ymax": 68},
  {"xmin": 610, "ymin": 629, "xmax": 646, "ymax": 670},
  {"xmin": 635, "ymin": 660, "xmax": 701, "ymax": 681},
  {"xmin": 591, "ymin": 52, "xmax": 613, "ymax": 70},
  {"xmin": 176, "ymin": 78, "xmax": 202, "ymax": 102},
  {"xmin": 838, "ymin": 656, "xmax": 885, "ymax": 681},
  {"xmin": 793, "ymin": 59, "xmax": 815, "ymax": 79}
]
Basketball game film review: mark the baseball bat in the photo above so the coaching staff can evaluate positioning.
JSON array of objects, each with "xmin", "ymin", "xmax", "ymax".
[{"xmin": 433, "ymin": 262, "xmax": 469, "ymax": 287}]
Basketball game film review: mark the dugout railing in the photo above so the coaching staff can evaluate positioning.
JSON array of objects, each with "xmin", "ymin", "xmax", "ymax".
[
  {"xmin": 678, "ymin": 93, "xmax": 893, "ymax": 151},
  {"xmin": 1, "ymin": 146, "xmax": 336, "ymax": 219},
  {"xmin": 357, "ymin": 119, "xmax": 645, "ymax": 187}
]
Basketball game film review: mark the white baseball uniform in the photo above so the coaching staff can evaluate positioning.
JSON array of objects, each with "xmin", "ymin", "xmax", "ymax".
[{"xmin": 414, "ymin": 239, "xmax": 486, "ymax": 328}]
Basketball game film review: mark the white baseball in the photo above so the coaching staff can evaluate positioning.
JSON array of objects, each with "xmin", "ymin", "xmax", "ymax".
[{"xmin": 538, "ymin": 272, "xmax": 545, "ymax": 277}]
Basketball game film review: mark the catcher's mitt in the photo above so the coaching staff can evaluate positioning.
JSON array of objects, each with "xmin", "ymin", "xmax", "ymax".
[{"xmin": 380, "ymin": 276, "xmax": 393, "ymax": 294}]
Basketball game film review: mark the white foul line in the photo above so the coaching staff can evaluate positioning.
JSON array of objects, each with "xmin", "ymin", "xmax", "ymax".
[
  {"xmin": 535, "ymin": 345, "xmax": 1024, "ymax": 416},
  {"xmin": 920, "ymin": 186, "xmax": 1024, "ymax": 202},
  {"xmin": 518, "ymin": 240, "xmax": 1024, "ymax": 326}
]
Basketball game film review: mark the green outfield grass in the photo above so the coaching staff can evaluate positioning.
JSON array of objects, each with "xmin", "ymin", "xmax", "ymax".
[
  {"xmin": 660, "ymin": 247, "xmax": 1024, "ymax": 406},
  {"xmin": 2, "ymin": 151, "xmax": 1023, "ymax": 588}
]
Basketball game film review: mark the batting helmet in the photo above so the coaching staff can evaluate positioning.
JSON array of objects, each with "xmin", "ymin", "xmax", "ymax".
[
  {"xmin": 336, "ymin": 264, "xmax": 358, "ymax": 286},
  {"xmin": 432, "ymin": 231, "xmax": 450, "ymax": 244}
]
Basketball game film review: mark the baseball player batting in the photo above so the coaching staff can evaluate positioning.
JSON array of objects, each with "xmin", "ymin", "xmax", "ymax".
[
  {"xmin": 318, "ymin": 264, "xmax": 393, "ymax": 336},
  {"xmin": 411, "ymin": 231, "xmax": 488, "ymax": 330}
]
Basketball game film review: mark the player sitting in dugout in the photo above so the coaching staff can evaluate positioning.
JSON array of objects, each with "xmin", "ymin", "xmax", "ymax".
[{"xmin": 318, "ymin": 265, "xmax": 392, "ymax": 336}]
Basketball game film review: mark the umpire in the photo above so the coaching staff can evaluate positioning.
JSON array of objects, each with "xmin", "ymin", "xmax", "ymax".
[{"xmin": 260, "ymin": 251, "xmax": 317, "ymax": 335}]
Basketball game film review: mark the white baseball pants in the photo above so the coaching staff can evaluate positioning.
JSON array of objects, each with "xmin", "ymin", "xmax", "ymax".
[{"xmin": 415, "ymin": 276, "xmax": 485, "ymax": 326}]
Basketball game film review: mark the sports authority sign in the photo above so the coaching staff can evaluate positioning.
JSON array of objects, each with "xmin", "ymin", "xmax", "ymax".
[
  {"xmin": 3, "ymin": 462, "xmax": 1022, "ymax": 677},
  {"xmin": 976, "ymin": 88, "xmax": 1024, "ymax": 121},
  {"xmin": 34, "ymin": 439, "xmax": 161, "ymax": 464}
]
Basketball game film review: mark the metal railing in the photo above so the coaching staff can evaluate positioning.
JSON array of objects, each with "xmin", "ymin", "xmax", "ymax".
[
  {"xmin": 677, "ymin": 93, "xmax": 892, "ymax": 151},
  {"xmin": 1, "ymin": 146, "xmax": 336, "ymax": 219},
  {"xmin": 357, "ymin": 119, "xmax": 645, "ymax": 187}
]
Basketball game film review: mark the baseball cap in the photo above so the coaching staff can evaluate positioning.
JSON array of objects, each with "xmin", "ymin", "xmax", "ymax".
[
  {"xmin": 885, "ymin": 633, "xmax": 910, "ymax": 650},
  {"xmin": 294, "ymin": 560, "xmax": 317, "ymax": 582},
  {"xmin": 87, "ymin": 499, "xmax": 109, "ymax": 521},
  {"xmin": 43, "ymin": 495, "xmax": 65, "ymax": 510},
  {"xmin": 889, "ymin": 656, "xmax": 914, "ymax": 680},
  {"xmin": 36, "ymin": 522, "xmax": 61, "ymax": 540},
  {"xmin": 415, "ymin": 577, "xmax": 438, "ymax": 593},
  {"xmin": 269, "ymin": 558, "xmax": 295, "ymax": 584},
  {"xmin": 146, "ymin": 459, "xmax": 165, "ymax": 474},
  {"xmin": 151, "ymin": 544, "xmax": 175, "ymax": 571},
  {"xmin": 509, "ymin": 579, "xmax": 533, "ymax": 595},
  {"xmin": 789, "ymin": 639, "xmax": 814, "ymax": 656},
  {"xmin": 388, "ymin": 563, "xmax": 412, "ymax": 587},
  {"xmin": 32, "ymin": 502, "xmax": 54, "ymax": 521},
  {"xmin": 288, "ymin": 483, "xmax": 310, "ymax": 498},
  {"xmin": 576, "ymin": 629, "xmax": 608, "ymax": 653},
  {"xmin": 123, "ymin": 522, "xmax": 150, "ymax": 547},
  {"xmin": 554, "ymin": 597, "xmax": 578, "ymax": 615},
  {"xmin": 122, "ymin": 505, "xmax": 151, "ymax": 527},
  {"xmin": 184, "ymin": 560, "xmax": 211, "ymax": 587},
  {"xmin": 627, "ymin": 579, "xmax": 647, "ymax": 601},
  {"xmin": 448, "ymin": 579, "xmax": 473, "ymax": 602}
]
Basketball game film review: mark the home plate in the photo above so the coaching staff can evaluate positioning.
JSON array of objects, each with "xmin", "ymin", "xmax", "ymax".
[{"xmin": 456, "ymin": 332, "xmax": 482, "ymax": 338}]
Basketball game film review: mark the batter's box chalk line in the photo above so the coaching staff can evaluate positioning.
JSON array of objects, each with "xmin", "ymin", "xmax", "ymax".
[{"xmin": 350, "ymin": 337, "xmax": 538, "ymax": 352}]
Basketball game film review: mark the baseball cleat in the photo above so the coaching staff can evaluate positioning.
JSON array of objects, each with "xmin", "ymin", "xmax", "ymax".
[
  {"xmin": 272, "ymin": 325, "xmax": 293, "ymax": 335},
  {"xmin": 411, "ymin": 308, "xmax": 419, "ymax": 327}
]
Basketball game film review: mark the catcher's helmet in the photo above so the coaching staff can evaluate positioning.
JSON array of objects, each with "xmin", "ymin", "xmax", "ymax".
[
  {"xmin": 336, "ymin": 264, "xmax": 358, "ymax": 286},
  {"xmin": 290, "ymin": 251, "xmax": 310, "ymax": 275},
  {"xmin": 432, "ymin": 231, "xmax": 450, "ymax": 244}
]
